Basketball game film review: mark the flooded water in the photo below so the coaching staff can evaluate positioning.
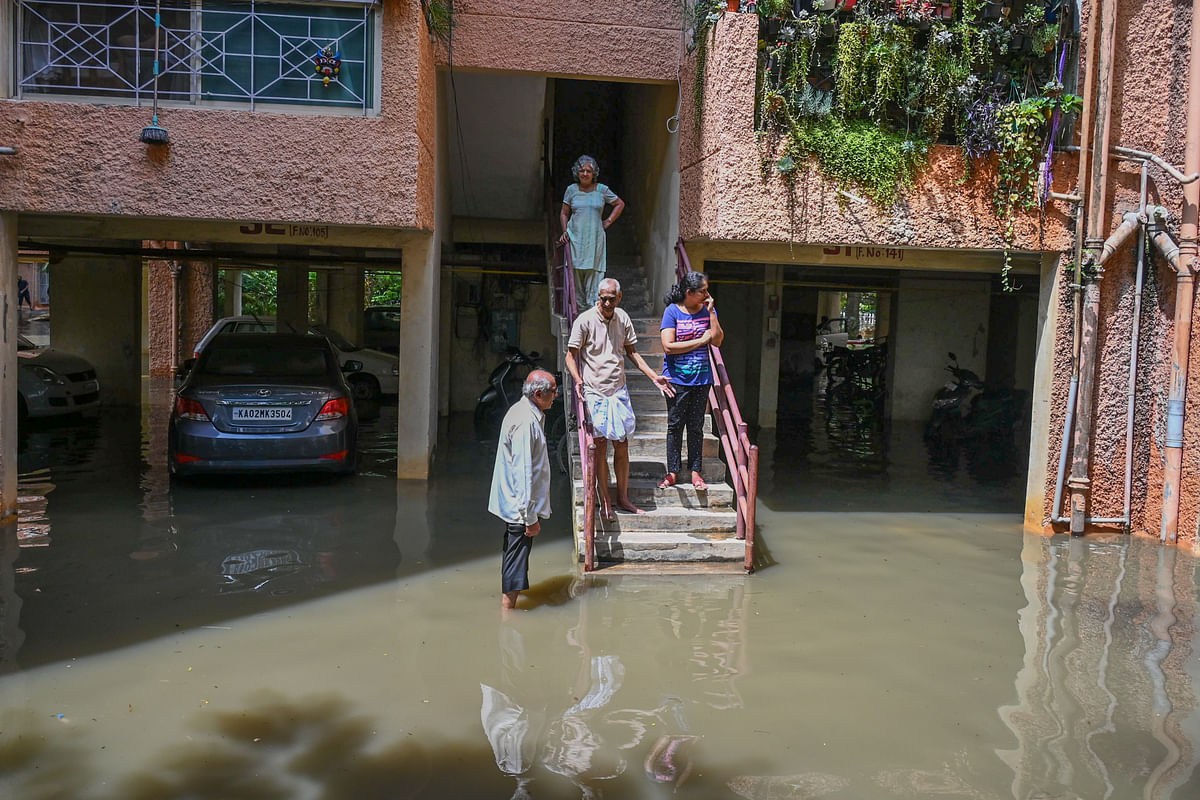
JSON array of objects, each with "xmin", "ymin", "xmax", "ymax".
[{"xmin": 1, "ymin": 388, "xmax": 1198, "ymax": 799}]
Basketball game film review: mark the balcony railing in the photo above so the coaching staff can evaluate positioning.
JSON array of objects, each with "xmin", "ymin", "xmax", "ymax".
[{"xmin": 15, "ymin": 0, "xmax": 376, "ymax": 112}]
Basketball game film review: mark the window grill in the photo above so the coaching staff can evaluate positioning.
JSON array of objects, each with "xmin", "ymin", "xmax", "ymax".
[{"xmin": 16, "ymin": 0, "xmax": 377, "ymax": 112}]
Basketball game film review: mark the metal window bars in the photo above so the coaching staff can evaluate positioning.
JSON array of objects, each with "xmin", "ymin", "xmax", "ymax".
[{"xmin": 16, "ymin": 0, "xmax": 375, "ymax": 113}]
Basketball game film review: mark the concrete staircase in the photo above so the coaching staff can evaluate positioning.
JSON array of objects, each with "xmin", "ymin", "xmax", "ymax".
[{"xmin": 563, "ymin": 248, "xmax": 746, "ymax": 569}]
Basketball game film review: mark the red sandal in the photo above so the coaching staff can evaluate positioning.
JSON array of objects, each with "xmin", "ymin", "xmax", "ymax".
[
  {"xmin": 691, "ymin": 473, "xmax": 708, "ymax": 491},
  {"xmin": 657, "ymin": 473, "xmax": 677, "ymax": 489}
]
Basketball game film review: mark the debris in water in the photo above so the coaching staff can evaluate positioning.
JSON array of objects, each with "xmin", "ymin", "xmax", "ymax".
[{"xmin": 645, "ymin": 734, "xmax": 699, "ymax": 787}]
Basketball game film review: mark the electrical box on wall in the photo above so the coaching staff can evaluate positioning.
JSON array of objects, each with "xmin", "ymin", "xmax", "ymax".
[{"xmin": 456, "ymin": 306, "xmax": 478, "ymax": 339}]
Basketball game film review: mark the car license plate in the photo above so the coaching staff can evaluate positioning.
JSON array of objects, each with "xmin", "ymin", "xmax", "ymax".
[{"xmin": 232, "ymin": 406, "xmax": 292, "ymax": 423}]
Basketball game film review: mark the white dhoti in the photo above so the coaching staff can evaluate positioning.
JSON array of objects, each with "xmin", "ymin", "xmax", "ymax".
[{"xmin": 585, "ymin": 388, "xmax": 636, "ymax": 442}]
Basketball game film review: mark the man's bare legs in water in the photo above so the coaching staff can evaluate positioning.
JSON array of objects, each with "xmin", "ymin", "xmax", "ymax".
[{"xmin": 594, "ymin": 438, "xmax": 642, "ymax": 521}]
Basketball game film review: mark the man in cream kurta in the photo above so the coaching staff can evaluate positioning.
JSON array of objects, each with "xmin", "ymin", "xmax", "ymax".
[
  {"xmin": 489, "ymin": 371, "xmax": 557, "ymax": 610},
  {"xmin": 565, "ymin": 278, "xmax": 673, "ymax": 522}
]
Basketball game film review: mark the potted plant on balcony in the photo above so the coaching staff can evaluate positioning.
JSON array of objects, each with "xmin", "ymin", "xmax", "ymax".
[
  {"xmin": 982, "ymin": 2, "xmax": 1009, "ymax": 20},
  {"xmin": 727, "ymin": 0, "xmax": 740, "ymax": 12}
]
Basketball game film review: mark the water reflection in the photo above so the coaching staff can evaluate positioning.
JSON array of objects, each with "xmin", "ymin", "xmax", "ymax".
[
  {"xmin": 762, "ymin": 371, "xmax": 1027, "ymax": 512},
  {"xmin": 480, "ymin": 573, "xmax": 748, "ymax": 798},
  {"xmin": 998, "ymin": 535, "xmax": 1200, "ymax": 800}
]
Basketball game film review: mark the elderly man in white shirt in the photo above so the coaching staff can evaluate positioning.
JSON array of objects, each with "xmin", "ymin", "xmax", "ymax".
[{"xmin": 489, "ymin": 370, "xmax": 558, "ymax": 610}]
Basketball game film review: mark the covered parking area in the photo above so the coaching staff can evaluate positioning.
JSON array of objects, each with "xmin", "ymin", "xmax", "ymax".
[
  {"xmin": 0, "ymin": 210, "xmax": 444, "ymax": 517},
  {"xmin": 681, "ymin": 242, "xmax": 1057, "ymax": 515}
]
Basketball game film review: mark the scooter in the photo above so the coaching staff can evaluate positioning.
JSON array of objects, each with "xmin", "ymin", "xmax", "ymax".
[
  {"xmin": 474, "ymin": 346, "xmax": 545, "ymax": 441},
  {"xmin": 473, "ymin": 348, "xmax": 567, "ymax": 466},
  {"xmin": 924, "ymin": 352, "xmax": 984, "ymax": 440}
]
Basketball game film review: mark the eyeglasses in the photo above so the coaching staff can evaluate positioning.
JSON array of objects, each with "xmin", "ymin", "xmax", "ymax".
[
  {"xmin": 598, "ymin": 295, "xmax": 619, "ymax": 304},
  {"xmin": 538, "ymin": 387, "xmax": 559, "ymax": 396}
]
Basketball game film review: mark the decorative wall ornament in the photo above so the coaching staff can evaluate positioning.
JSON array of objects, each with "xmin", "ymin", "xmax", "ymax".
[{"xmin": 314, "ymin": 44, "xmax": 342, "ymax": 87}]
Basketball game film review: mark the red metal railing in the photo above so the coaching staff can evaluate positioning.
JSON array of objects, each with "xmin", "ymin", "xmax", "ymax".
[
  {"xmin": 674, "ymin": 239, "xmax": 759, "ymax": 572},
  {"xmin": 551, "ymin": 235, "xmax": 599, "ymax": 571}
]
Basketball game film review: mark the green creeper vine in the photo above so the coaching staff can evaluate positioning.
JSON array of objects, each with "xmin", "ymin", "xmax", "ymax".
[{"xmin": 835, "ymin": 23, "xmax": 871, "ymax": 114}]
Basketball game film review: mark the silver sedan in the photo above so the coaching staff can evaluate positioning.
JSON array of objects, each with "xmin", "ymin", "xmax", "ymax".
[{"xmin": 169, "ymin": 334, "xmax": 358, "ymax": 477}]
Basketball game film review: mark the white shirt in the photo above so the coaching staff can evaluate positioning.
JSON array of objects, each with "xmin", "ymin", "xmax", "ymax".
[{"xmin": 488, "ymin": 396, "xmax": 552, "ymax": 526}]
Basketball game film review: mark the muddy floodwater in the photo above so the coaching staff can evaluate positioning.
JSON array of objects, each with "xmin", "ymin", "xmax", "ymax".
[{"xmin": 1, "ymin": 394, "xmax": 1198, "ymax": 799}]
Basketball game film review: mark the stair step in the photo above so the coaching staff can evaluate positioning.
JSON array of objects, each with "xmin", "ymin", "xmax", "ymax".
[
  {"xmin": 570, "ymin": 455, "xmax": 727, "ymax": 482},
  {"xmin": 573, "ymin": 477, "xmax": 735, "ymax": 509},
  {"xmin": 584, "ymin": 531, "xmax": 747, "ymax": 563}
]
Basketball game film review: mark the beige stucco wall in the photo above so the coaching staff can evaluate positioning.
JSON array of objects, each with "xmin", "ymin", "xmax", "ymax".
[
  {"xmin": 0, "ymin": 0, "xmax": 435, "ymax": 232},
  {"xmin": 439, "ymin": 1, "xmax": 681, "ymax": 83}
]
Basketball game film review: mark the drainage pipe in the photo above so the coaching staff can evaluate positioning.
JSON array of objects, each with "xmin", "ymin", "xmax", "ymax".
[
  {"xmin": 1068, "ymin": 0, "xmax": 1119, "ymax": 536},
  {"xmin": 1123, "ymin": 176, "xmax": 1149, "ymax": 529},
  {"xmin": 1050, "ymin": 212, "xmax": 1143, "ymax": 525},
  {"xmin": 1160, "ymin": 0, "xmax": 1200, "ymax": 544}
]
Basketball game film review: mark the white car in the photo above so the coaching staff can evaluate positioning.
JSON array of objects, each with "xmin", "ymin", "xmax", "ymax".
[
  {"xmin": 191, "ymin": 316, "xmax": 399, "ymax": 400},
  {"xmin": 17, "ymin": 335, "xmax": 101, "ymax": 420}
]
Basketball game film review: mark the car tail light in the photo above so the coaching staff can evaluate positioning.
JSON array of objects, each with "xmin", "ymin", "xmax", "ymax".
[
  {"xmin": 174, "ymin": 453, "xmax": 203, "ymax": 464},
  {"xmin": 320, "ymin": 450, "xmax": 348, "ymax": 461},
  {"xmin": 316, "ymin": 397, "xmax": 349, "ymax": 420},
  {"xmin": 173, "ymin": 396, "xmax": 210, "ymax": 421}
]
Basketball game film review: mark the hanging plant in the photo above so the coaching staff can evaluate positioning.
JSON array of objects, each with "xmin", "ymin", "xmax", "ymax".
[
  {"xmin": 790, "ymin": 117, "xmax": 930, "ymax": 207},
  {"xmin": 835, "ymin": 22, "xmax": 872, "ymax": 114},
  {"xmin": 689, "ymin": 0, "xmax": 728, "ymax": 129},
  {"xmin": 870, "ymin": 24, "xmax": 913, "ymax": 120},
  {"xmin": 421, "ymin": 0, "xmax": 455, "ymax": 44},
  {"xmin": 993, "ymin": 90, "xmax": 1081, "ymax": 288}
]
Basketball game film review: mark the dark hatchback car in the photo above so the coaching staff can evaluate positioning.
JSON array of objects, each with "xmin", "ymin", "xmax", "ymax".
[{"xmin": 169, "ymin": 334, "xmax": 358, "ymax": 477}]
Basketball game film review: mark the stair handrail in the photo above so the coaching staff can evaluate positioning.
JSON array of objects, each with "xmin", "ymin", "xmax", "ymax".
[
  {"xmin": 552, "ymin": 234, "xmax": 599, "ymax": 572},
  {"xmin": 674, "ymin": 239, "xmax": 758, "ymax": 572}
]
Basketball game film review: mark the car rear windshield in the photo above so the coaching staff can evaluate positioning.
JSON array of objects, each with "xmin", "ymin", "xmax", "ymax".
[{"xmin": 200, "ymin": 346, "xmax": 331, "ymax": 377}]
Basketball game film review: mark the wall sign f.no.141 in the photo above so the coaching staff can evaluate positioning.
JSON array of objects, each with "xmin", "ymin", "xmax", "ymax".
[{"xmin": 314, "ymin": 44, "xmax": 342, "ymax": 87}]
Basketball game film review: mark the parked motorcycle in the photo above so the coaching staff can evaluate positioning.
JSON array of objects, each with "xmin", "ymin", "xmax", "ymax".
[
  {"xmin": 473, "ymin": 346, "xmax": 568, "ymax": 472},
  {"xmin": 924, "ymin": 352, "xmax": 1024, "ymax": 441},
  {"xmin": 924, "ymin": 352, "xmax": 984, "ymax": 440}
]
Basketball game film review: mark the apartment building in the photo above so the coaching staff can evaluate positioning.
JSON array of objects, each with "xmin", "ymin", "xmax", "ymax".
[{"xmin": 0, "ymin": 1, "xmax": 1197, "ymax": 547}]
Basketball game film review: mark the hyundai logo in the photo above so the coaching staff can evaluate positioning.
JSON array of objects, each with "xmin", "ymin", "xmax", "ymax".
[{"xmin": 257, "ymin": 389, "xmax": 272, "ymax": 396}]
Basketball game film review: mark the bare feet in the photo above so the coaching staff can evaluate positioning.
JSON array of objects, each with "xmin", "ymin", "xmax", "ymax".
[
  {"xmin": 615, "ymin": 498, "xmax": 645, "ymax": 515},
  {"xmin": 502, "ymin": 591, "xmax": 519, "ymax": 610},
  {"xmin": 598, "ymin": 497, "xmax": 616, "ymax": 523}
]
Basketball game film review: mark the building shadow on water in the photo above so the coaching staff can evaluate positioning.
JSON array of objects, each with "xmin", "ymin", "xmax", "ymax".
[{"xmin": 4, "ymin": 409, "xmax": 576, "ymax": 670}]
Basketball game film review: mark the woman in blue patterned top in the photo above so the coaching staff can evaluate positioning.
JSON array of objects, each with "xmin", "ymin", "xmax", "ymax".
[
  {"xmin": 659, "ymin": 271, "xmax": 724, "ymax": 490},
  {"xmin": 558, "ymin": 155, "xmax": 625, "ymax": 311}
]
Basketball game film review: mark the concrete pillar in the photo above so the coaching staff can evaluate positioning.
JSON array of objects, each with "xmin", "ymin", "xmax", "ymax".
[
  {"xmin": 758, "ymin": 264, "xmax": 783, "ymax": 428},
  {"xmin": 181, "ymin": 259, "xmax": 214, "ymax": 357},
  {"xmin": 438, "ymin": 267, "xmax": 452, "ymax": 417},
  {"xmin": 0, "ymin": 212, "xmax": 17, "ymax": 521},
  {"xmin": 817, "ymin": 291, "xmax": 841, "ymax": 325},
  {"xmin": 275, "ymin": 265, "xmax": 308, "ymax": 331},
  {"xmin": 1024, "ymin": 255, "xmax": 1063, "ymax": 532},
  {"xmin": 223, "ymin": 269, "xmax": 243, "ymax": 316},
  {"xmin": 326, "ymin": 265, "xmax": 365, "ymax": 345},
  {"xmin": 146, "ymin": 252, "xmax": 179, "ymax": 377},
  {"xmin": 51, "ymin": 253, "xmax": 142, "ymax": 407},
  {"xmin": 397, "ymin": 233, "xmax": 440, "ymax": 479},
  {"xmin": 875, "ymin": 291, "xmax": 892, "ymax": 339}
]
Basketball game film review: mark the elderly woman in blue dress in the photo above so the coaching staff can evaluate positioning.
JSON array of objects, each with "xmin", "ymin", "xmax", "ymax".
[{"xmin": 558, "ymin": 155, "xmax": 625, "ymax": 312}]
